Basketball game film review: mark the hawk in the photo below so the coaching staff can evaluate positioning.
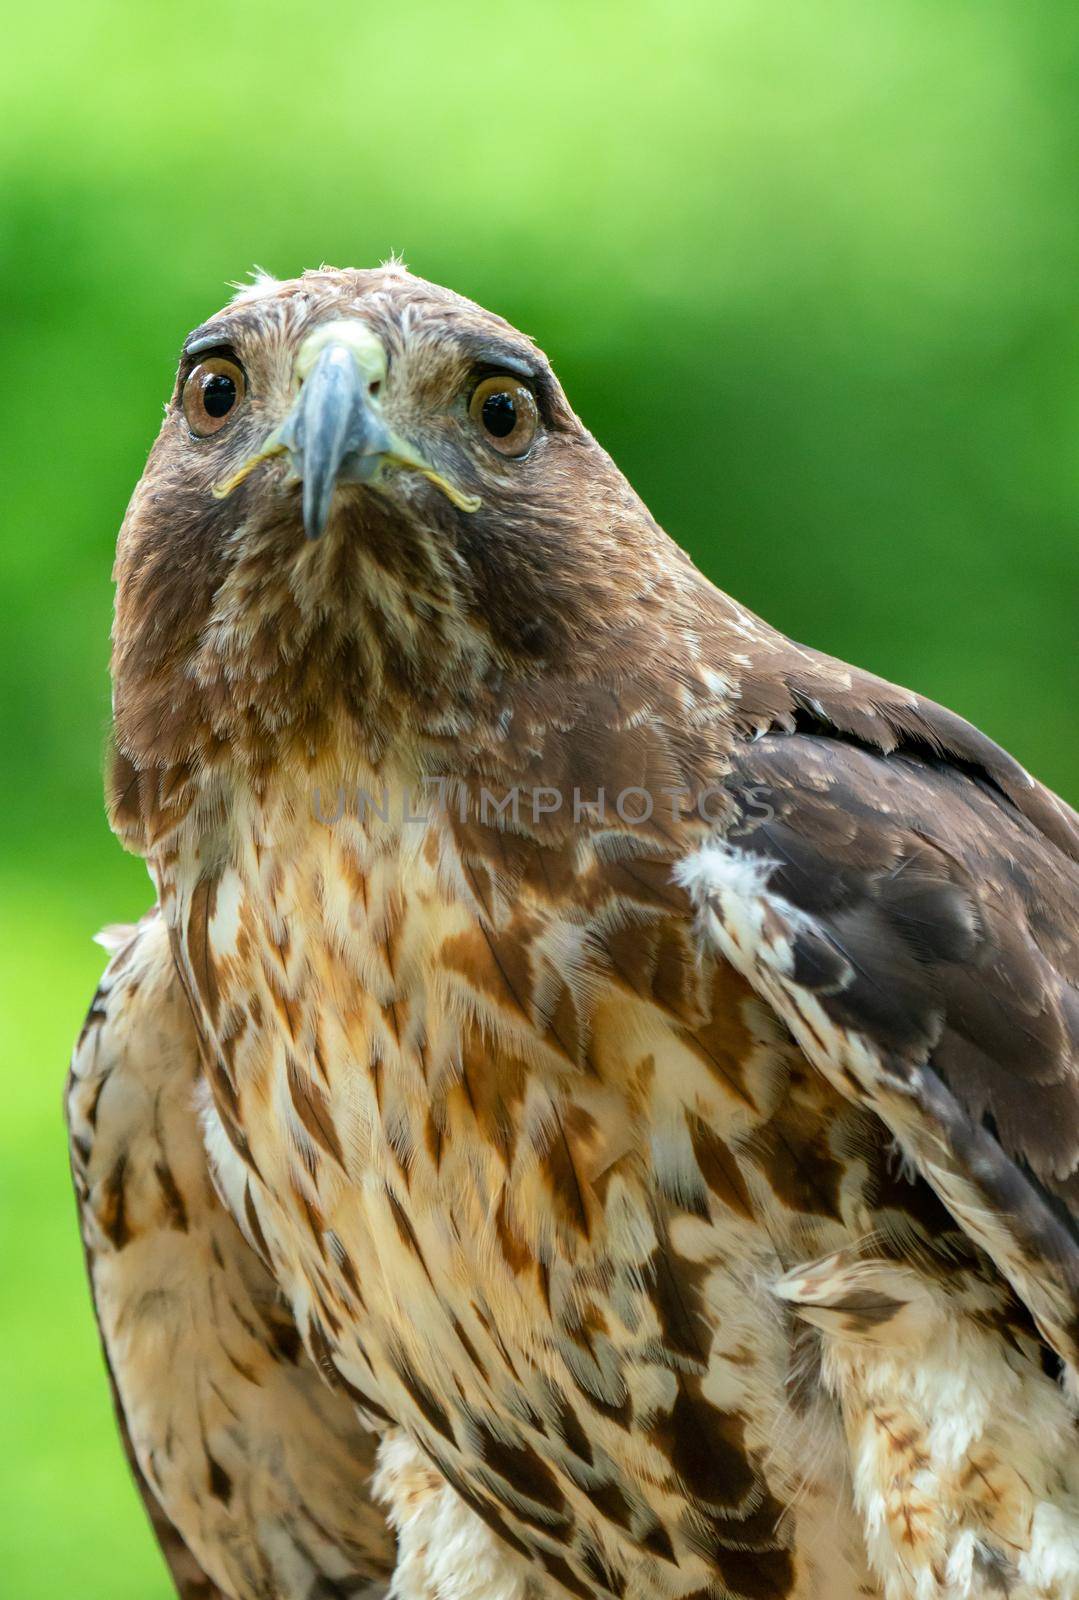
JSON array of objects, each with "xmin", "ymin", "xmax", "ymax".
[{"xmin": 69, "ymin": 264, "xmax": 1079, "ymax": 1600}]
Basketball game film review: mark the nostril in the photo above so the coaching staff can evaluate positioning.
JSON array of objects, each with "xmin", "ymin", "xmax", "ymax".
[{"xmin": 368, "ymin": 380, "xmax": 381, "ymax": 397}]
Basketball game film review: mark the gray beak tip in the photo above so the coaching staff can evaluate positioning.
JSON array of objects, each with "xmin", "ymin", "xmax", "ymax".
[
  {"xmin": 302, "ymin": 476, "xmax": 332, "ymax": 541},
  {"xmin": 288, "ymin": 342, "xmax": 388, "ymax": 540}
]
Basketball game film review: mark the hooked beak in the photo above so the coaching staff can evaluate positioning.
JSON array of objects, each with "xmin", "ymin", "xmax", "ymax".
[
  {"xmin": 279, "ymin": 341, "xmax": 390, "ymax": 540},
  {"xmin": 214, "ymin": 319, "xmax": 480, "ymax": 537}
]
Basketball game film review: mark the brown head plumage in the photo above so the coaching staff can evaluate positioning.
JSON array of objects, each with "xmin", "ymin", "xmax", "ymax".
[{"xmin": 110, "ymin": 265, "xmax": 688, "ymax": 827}]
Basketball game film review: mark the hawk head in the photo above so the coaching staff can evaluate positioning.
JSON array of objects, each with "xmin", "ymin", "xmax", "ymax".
[{"xmin": 110, "ymin": 264, "xmax": 704, "ymax": 843}]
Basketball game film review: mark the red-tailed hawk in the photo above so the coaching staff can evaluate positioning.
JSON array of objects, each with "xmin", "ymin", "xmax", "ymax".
[{"xmin": 69, "ymin": 264, "xmax": 1079, "ymax": 1600}]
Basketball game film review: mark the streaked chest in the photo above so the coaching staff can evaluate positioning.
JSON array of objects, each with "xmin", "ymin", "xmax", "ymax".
[{"xmin": 159, "ymin": 780, "xmax": 880, "ymax": 1597}]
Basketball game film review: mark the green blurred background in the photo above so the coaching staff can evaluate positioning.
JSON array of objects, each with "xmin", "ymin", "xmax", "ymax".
[{"xmin": 2, "ymin": 1, "xmax": 1077, "ymax": 1592}]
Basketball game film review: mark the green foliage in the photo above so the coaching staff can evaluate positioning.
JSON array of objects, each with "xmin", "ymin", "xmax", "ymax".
[{"xmin": 2, "ymin": 2, "xmax": 1076, "ymax": 1592}]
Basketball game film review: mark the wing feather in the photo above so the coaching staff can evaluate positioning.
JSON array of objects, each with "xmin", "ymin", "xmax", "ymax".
[
  {"xmin": 677, "ymin": 718, "xmax": 1079, "ymax": 1379},
  {"xmin": 67, "ymin": 911, "xmax": 394, "ymax": 1599}
]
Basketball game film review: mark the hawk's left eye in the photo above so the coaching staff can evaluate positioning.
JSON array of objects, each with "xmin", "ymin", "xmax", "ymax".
[
  {"xmin": 468, "ymin": 375, "xmax": 539, "ymax": 458},
  {"xmin": 182, "ymin": 357, "xmax": 246, "ymax": 437}
]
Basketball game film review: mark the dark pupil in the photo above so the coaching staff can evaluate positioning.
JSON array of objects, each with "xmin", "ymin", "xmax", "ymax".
[
  {"xmin": 203, "ymin": 372, "xmax": 237, "ymax": 418},
  {"xmin": 481, "ymin": 389, "xmax": 517, "ymax": 438}
]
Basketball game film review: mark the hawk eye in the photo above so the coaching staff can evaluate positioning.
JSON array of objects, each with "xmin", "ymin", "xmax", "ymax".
[
  {"xmin": 469, "ymin": 375, "xmax": 539, "ymax": 458},
  {"xmin": 182, "ymin": 357, "xmax": 246, "ymax": 437}
]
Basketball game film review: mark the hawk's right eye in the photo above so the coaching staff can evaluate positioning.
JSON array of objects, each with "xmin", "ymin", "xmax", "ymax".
[{"xmin": 182, "ymin": 357, "xmax": 246, "ymax": 437}]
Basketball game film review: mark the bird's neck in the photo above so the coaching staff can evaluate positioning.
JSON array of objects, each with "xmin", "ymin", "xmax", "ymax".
[{"xmin": 108, "ymin": 553, "xmax": 768, "ymax": 863}]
